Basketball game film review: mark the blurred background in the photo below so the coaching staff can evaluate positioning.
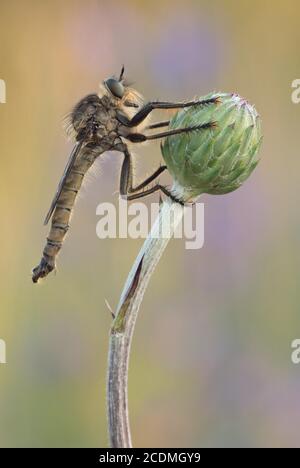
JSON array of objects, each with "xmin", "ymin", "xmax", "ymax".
[{"xmin": 0, "ymin": 0, "xmax": 300, "ymax": 448}]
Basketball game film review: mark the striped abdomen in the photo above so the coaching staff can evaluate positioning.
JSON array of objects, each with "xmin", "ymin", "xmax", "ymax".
[{"xmin": 32, "ymin": 148, "xmax": 102, "ymax": 283}]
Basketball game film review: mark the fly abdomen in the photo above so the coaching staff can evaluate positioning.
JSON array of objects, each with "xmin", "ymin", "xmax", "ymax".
[{"xmin": 32, "ymin": 149, "xmax": 101, "ymax": 283}]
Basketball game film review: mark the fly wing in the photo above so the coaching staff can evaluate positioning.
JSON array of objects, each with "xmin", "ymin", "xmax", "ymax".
[{"xmin": 43, "ymin": 141, "xmax": 84, "ymax": 225}]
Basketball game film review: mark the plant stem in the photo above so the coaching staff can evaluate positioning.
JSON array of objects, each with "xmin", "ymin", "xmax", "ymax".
[{"xmin": 107, "ymin": 197, "xmax": 186, "ymax": 448}]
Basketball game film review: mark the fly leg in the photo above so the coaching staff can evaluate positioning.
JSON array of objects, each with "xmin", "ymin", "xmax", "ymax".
[
  {"xmin": 117, "ymin": 96, "xmax": 220, "ymax": 127},
  {"xmin": 120, "ymin": 148, "xmax": 167, "ymax": 193},
  {"xmin": 124, "ymin": 184, "xmax": 184, "ymax": 204},
  {"xmin": 147, "ymin": 120, "xmax": 170, "ymax": 130},
  {"xmin": 119, "ymin": 148, "xmax": 184, "ymax": 205},
  {"xmin": 125, "ymin": 121, "xmax": 216, "ymax": 143}
]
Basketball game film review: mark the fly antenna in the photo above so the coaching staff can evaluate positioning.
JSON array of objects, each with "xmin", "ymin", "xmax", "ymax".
[{"xmin": 119, "ymin": 65, "xmax": 125, "ymax": 82}]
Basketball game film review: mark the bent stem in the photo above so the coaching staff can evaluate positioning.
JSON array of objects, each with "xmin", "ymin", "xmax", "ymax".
[{"xmin": 106, "ymin": 194, "xmax": 187, "ymax": 448}]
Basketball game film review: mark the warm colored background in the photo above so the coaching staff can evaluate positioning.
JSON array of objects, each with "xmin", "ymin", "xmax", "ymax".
[{"xmin": 0, "ymin": 0, "xmax": 299, "ymax": 448}]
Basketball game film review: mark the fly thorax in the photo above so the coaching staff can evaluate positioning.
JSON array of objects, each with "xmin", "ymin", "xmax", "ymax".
[{"xmin": 72, "ymin": 94, "xmax": 101, "ymax": 133}]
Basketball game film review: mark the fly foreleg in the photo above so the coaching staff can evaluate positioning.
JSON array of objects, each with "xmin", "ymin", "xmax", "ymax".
[{"xmin": 117, "ymin": 96, "xmax": 220, "ymax": 127}]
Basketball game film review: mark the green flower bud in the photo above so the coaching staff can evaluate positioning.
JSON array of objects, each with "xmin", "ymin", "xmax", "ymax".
[{"xmin": 161, "ymin": 93, "xmax": 262, "ymax": 200}]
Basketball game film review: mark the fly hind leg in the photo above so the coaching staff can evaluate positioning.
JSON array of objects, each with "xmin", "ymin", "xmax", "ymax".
[{"xmin": 119, "ymin": 148, "xmax": 184, "ymax": 205}]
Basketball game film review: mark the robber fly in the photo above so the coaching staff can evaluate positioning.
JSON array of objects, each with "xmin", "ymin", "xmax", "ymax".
[{"xmin": 32, "ymin": 66, "xmax": 218, "ymax": 283}]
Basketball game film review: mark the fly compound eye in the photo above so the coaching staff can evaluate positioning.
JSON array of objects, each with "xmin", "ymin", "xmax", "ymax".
[{"xmin": 104, "ymin": 78, "xmax": 125, "ymax": 99}]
